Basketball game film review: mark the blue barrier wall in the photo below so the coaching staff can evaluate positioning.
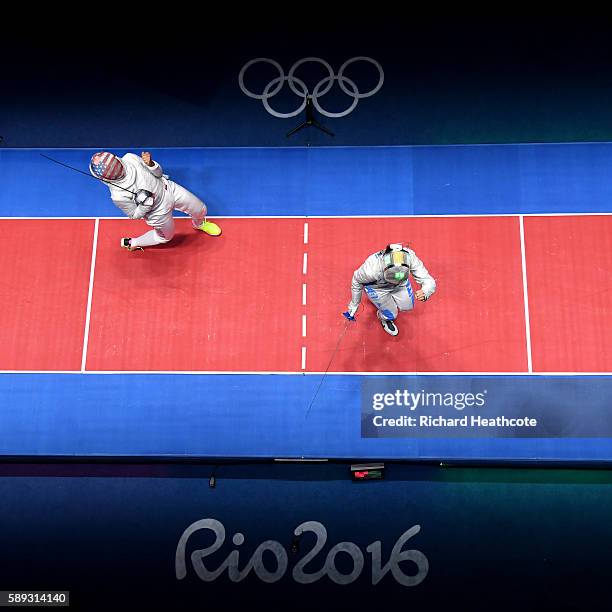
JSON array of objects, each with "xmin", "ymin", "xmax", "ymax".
[
  {"xmin": 3, "ymin": 144, "xmax": 612, "ymax": 217},
  {"xmin": 3, "ymin": 374, "xmax": 612, "ymax": 462}
]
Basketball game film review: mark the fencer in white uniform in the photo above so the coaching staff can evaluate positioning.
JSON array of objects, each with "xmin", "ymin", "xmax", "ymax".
[
  {"xmin": 89, "ymin": 151, "xmax": 221, "ymax": 250},
  {"xmin": 346, "ymin": 244, "xmax": 436, "ymax": 335}
]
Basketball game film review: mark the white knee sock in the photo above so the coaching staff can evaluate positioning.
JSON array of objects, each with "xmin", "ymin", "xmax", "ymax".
[
  {"xmin": 191, "ymin": 211, "xmax": 207, "ymax": 228},
  {"xmin": 130, "ymin": 229, "xmax": 170, "ymax": 248},
  {"xmin": 190, "ymin": 202, "xmax": 207, "ymax": 228}
]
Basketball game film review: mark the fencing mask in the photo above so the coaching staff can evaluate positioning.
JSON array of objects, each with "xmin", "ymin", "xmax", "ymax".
[
  {"xmin": 89, "ymin": 152, "xmax": 126, "ymax": 181},
  {"xmin": 382, "ymin": 243, "xmax": 410, "ymax": 284}
]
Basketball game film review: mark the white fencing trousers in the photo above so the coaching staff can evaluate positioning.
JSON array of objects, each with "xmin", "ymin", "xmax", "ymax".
[
  {"xmin": 364, "ymin": 284, "xmax": 415, "ymax": 321},
  {"xmin": 130, "ymin": 181, "xmax": 208, "ymax": 248}
]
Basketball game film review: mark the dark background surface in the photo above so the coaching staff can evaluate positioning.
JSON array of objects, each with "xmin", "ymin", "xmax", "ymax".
[
  {"xmin": 3, "ymin": 16, "xmax": 612, "ymax": 147},
  {"xmin": 2, "ymin": 14, "xmax": 612, "ymax": 611},
  {"xmin": 1, "ymin": 461, "xmax": 610, "ymax": 612}
]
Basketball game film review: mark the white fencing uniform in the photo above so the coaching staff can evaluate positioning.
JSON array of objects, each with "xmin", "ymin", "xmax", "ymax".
[
  {"xmin": 350, "ymin": 247, "xmax": 436, "ymax": 321},
  {"xmin": 107, "ymin": 153, "xmax": 207, "ymax": 247}
]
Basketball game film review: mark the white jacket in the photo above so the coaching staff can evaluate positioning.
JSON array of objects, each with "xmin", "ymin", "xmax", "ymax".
[
  {"xmin": 351, "ymin": 247, "xmax": 436, "ymax": 305},
  {"xmin": 106, "ymin": 153, "xmax": 173, "ymax": 223}
]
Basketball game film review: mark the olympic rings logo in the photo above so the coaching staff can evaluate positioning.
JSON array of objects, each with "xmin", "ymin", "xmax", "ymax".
[{"xmin": 238, "ymin": 57, "xmax": 384, "ymax": 119}]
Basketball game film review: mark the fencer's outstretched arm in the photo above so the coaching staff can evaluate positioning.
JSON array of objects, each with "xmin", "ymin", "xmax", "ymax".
[{"xmin": 348, "ymin": 254, "xmax": 380, "ymax": 312}]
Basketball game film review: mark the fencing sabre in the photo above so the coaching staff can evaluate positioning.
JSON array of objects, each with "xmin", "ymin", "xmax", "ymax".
[
  {"xmin": 304, "ymin": 308, "xmax": 359, "ymax": 419},
  {"xmin": 39, "ymin": 153, "xmax": 138, "ymax": 197}
]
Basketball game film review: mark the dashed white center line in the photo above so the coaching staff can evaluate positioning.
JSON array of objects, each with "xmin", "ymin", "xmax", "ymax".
[{"xmin": 301, "ymin": 223, "xmax": 310, "ymax": 369}]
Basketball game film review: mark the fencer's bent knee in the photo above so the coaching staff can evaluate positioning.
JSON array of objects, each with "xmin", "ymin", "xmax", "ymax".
[{"xmin": 155, "ymin": 227, "xmax": 174, "ymax": 243}]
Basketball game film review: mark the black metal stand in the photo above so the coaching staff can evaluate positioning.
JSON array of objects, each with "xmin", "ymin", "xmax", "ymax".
[{"xmin": 286, "ymin": 96, "xmax": 334, "ymax": 138}]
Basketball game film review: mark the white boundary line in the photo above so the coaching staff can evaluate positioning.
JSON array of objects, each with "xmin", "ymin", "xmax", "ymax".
[
  {"xmin": 302, "ymin": 253, "xmax": 308, "ymax": 274},
  {"xmin": 519, "ymin": 216, "xmax": 533, "ymax": 373},
  {"xmin": 80, "ymin": 218, "xmax": 99, "ymax": 372},
  {"xmin": 303, "ymin": 222, "xmax": 309, "ymax": 244},
  {"xmin": 302, "ymin": 315, "xmax": 307, "ymax": 338},
  {"xmin": 0, "ymin": 370, "xmax": 610, "ymax": 376},
  {"xmin": 2, "ymin": 212, "xmax": 612, "ymax": 220},
  {"xmin": 302, "ymin": 284, "xmax": 307, "ymax": 306}
]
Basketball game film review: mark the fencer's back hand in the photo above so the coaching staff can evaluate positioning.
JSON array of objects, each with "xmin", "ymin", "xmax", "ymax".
[
  {"xmin": 415, "ymin": 289, "xmax": 428, "ymax": 302},
  {"xmin": 141, "ymin": 151, "xmax": 154, "ymax": 167}
]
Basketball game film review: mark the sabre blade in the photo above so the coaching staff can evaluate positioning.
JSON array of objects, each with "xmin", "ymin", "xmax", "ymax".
[
  {"xmin": 304, "ymin": 316, "xmax": 354, "ymax": 419},
  {"xmin": 39, "ymin": 153, "xmax": 137, "ymax": 196}
]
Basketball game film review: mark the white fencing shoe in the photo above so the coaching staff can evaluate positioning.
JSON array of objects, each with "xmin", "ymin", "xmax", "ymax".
[{"xmin": 377, "ymin": 311, "xmax": 399, "ymax": 336}]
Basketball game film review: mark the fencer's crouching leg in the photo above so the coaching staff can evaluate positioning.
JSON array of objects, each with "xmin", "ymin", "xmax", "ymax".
[
  {"xmin": 129, "ymin": 226, "xmax": 175, "ymax": 248},
  {"xmin": 169, "ymin": 181, "xmax": 221, "ymax": 236},
  {"xmin": 364, "ymin": 286, "xmax": 398, "ymax": 320},
  {"xmin": 169, "ymin": 181, "xmax": 207, "ymax": 227},
  {"xmin": 392, "ymin": 284, "xmax": 416, "ymax": 314},
  {"xmin": 365, "ymin": 286, "xmax": 401, "ymax": 336}
]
